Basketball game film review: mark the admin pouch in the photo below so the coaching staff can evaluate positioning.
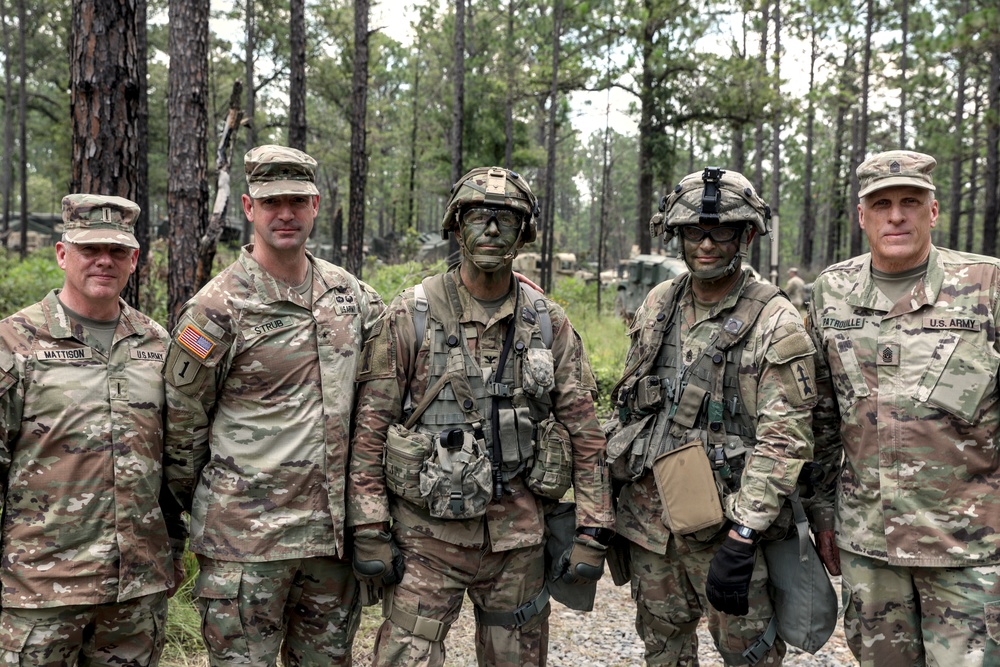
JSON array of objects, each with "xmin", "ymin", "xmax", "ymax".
[
  {"xmin": 651, "ymin": 440, "xmax": 725, "ymax": 534},
  {"xmin": 526, "ymin": 417, "xmax": 573, "ymax": 500},
  {"xmin": 761, "ymin": 491, "xmax": 837, "ymax": 654},
  {"xmin": 419, "ymin": 428, "xmax": 493, "ymax": 520}
]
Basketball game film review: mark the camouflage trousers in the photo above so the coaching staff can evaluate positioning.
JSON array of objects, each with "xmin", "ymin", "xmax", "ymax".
[
  {"xmin": 371, "ymin": 523, "xmax": 549, "ymax": 667},
  {"xmin": 841, "ymin": 551, "xmax": 1000, "ymax": 667},
  {"xmin": 629, "ymin": 538, "xmax": 785, "ymax": 666},
  {"xmin": 193, "ymin": 555, "xmax": 361, "ymax": 667},
  {"xmin": 0, "ymin": 591, "xmax": 167, "ymax": 667}
]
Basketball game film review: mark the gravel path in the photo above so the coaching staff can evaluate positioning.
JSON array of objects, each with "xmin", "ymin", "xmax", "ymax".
[{"xmin": 355, "ymin": 574, "xmax": 856, "ymax": 666}]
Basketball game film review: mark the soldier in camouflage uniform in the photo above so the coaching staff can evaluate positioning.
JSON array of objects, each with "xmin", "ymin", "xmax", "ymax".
[
  {"xmin": 0, "ymin": 195, "xmax": 178, "ymax": 665},
  {"xmin": 347, "ymin": 166, "xmax": 614, "ymax": 667},
  {"xmin": 608, "ymin": 168, "xmax": 839, "ymax": 666},
  {"xmin": 809, "ymin": 150, "xmax": 1000, "ymax": 667},
  {"xmin": 163, "ymin": 146, "xmax": 384, "ymax": 666}
]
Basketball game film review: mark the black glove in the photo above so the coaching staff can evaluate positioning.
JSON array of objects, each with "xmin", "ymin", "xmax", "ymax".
[
  {"xmin": 558, "ymin": 537, "xmax": 607, "ymax": 585},
  {"xmin": 353, "ymin": 529, "xmax": 404, "ymax": 586},
  {"xmin": 705, "ymin": 535, "xmax": 757, "ymax": 616}
]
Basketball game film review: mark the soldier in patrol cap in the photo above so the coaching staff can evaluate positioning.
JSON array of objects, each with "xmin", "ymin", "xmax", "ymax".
[
  {"xmin": 0, "ymin": 194, "xmax": 180, "ymax": 664},
  {"xmin": 347, "ymin": 166, "xmax": 614, "ymax": 666},
  {"xmin": 809, "ymin": 149, "xmax": 1000, "ymax": 666},
  {"xmin": 163, "ymin": 145, "xmax": 385, "ymax": 665},
  {"xmin": 607, "ymin": 167, "xmax": 839, "ymax": 665}
]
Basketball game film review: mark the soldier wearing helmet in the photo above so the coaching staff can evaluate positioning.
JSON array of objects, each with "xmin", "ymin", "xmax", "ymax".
[
  {"xmin": 348, "ymin": 166, "xmax": 614, "ymax": 666},
  {"xmin": 607, "ymin": 168, "xmax": 839, "ymax": 665}
]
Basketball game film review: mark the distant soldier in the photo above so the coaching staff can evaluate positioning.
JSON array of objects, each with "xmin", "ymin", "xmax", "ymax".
[
  {"xmin": 0, "ymin": 195, "xmax": 179, "ymax": 665},
  {"xmin": 784, "ymin": 267, "xmax": 806, "ymax": 313},
  {"xmin": 608, "ymin": 168, "xmax": 838, "ymax": 665},
  {"xmin": 348, "ymin": 166, "xmax": 614, "ymax": 667},
  {"xmin": 809, "ymin": 150, "xmax": 1000, "ymax": 666},
  {"xmin": 163, "ymin": 145, "xmax": 384, "ymax": 665}
]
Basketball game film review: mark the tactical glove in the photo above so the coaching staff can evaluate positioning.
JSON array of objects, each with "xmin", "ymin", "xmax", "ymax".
[
  {"xmin": 558, "ymin": 537, "xmax": 607, "ymax": 585},
  {"xmin": 705, "ymin": 535, "xmax": 757, "ymax": 616},
  {"xmin": 353, "ymin": 529, "xmax": 404, "ymax": 586}
]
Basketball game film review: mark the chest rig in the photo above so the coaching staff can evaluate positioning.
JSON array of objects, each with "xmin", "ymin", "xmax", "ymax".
[
  {"xmin": 406, "ymin": 273, "xmax": 554, "ymax": 498},
  {"xmin": 612, "ymin": 272, "xmax": 780, "ymax": 485}
]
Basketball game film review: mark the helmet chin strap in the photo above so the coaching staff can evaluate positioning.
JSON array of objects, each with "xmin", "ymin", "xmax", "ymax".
[{"xmin": 680, "ymin": 226, "xmax": 749, "ymax": 282}]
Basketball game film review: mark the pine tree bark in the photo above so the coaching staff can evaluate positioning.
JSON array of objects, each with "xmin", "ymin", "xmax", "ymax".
[
  {"xmin": 288, "ymin": 0, "xmax": 306, "ymax": 151},
  {"xmin": 636, "ymin": 0, "xmax": 657, "ymax": 256},
  {"xmin": 850, "ymin": 0, "xmax": 874, "ymax": 258},
  {"xmin": 800, "ymin": 7, "xmax": 817, "ymax": 269},
  {"xmin": 347, "ymin": 0, "xmax": 370, "ymax": 278},
  {"xmin": 448, "ymin": 0, "xmax": 466, "ymax": 259},
  {"xmin": 166, "ymin": 0, "xmax": 209, "ymax": 329},
  {"xmin": 1, "ymin": 0, "xmax": 12, "ymax": 248},
  {"xmin": 948, "ymin": 1, "xmax": 968, "ymax": 251},
  {"xmin": 982, "ymin": 46, "xmax": 1000, "ymax": 256},
  {"xmin": 541, "ymin": 0, "xmax": 562, "ymax": 294},
  {"xmin": 16, "ymin": 0, "xmax": 26, "ymax": 259},
  {"xmin": 242, "ymin": 0, "xmax": 256, "ymax": 246}
]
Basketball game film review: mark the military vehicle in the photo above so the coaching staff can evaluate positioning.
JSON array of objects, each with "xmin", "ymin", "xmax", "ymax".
[{"xmin": 615, "ymin": 254, "xmax": 687, "ymax": 323}]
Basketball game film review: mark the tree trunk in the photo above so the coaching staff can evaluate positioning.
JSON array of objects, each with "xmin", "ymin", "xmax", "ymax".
[
  {"xmin": 242, "ymin": 0, "xmax": 256, "ymax": 246},
  {"xmin": 347, "ymin": 0, "xmax": 370, "ymax": 278},
  {"xmin": 948, "ymin": 1, "xmax": 968, "ymax": 250},
  {"xmin": 898, "ymin": 0, "xmax": 908, "ymax": 148},
  {"xmin": 850, "ymin": 0, "xmax": 874, "ymax": 258},
  {"xmin": 166, "ymin": 0, "xmax": 210, "ymax": 329},
  {"xmin": 751, "ymin": 0, "xmax": 769, "ymax": 272},
  {"xmin": 70, "ymin": 0, "xmax": 146, "ymax": 306},
  {"xmin": 541, "ymin": 0, "xmax": 562, "ymax": 293},
  {"xmin": 982, "ymin": 45, "xmax": 1000, "ymax": 256},
  {"xmin": 131, "ymin": 0, "xmax": 149, "ymax": 308},
  {"xmin": 17, "ymin": 0, "xmax": 26, "ymax": 260},
  {"xmin": 1, "ymin": 0, "xmax": 12, "ymax": 249},
  {"xmin": 288, "ymin": 0, "xmax": 306, "ymax": 151},
  {"xmin": 449, "ymin": 0, "xmax": 466, "ymax": 258},
  {"xmin": 800, "ymin": 7, "xmax": 817, "ymax": 269},
  {"xmin": 503, "ymin": 0, "xmax": 514, "ymax": 169},
  {"xmin": 768, "ymin": 0, "xmax": 781, "ymax": 282},
  {"xmin": 407, "ymin": 34, "xmax": 420, "ymax": 229},
  {"xmin": 636, "ymin": 0, "xmax": 656, "ymax": 256},
  {"xmin": 965, "ymin": 82, "xmax": 982, "ymax": 254}
]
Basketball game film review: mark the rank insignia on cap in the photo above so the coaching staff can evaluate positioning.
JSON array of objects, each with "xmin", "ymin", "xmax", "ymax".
[
  {"xmin": 890, "ymin": 160, "xmax": 900, "ymax": 173},
  {"xmin": 178, "ymin": 324, "xmax": 216, "ymax": 359}
]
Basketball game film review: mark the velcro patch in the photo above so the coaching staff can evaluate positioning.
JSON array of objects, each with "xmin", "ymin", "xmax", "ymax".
[
  {"xmin": 922, "ymin": 316, "xmax": 981, "ymax": 332},
  {"xmin": 130, "ymin": 349, "xmax": 165, "ymax": 362},
  {"xmin": 766, "ymin": 323, "xmax": 815, "ymax": 364},
  {"xmin": 177, "ymin": 324, "xmax": 216, "ymax": 359},
  {"xmin": 35, "ymin": 347, "xmax": 92, "ymax": 361}
]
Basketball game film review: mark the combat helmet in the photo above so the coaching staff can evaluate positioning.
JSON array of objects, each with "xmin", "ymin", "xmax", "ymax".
[
  {"xmin": 441, "ymin": 167, "xmax": 539, "ymax": 243},
  {"xmin": 650, "ymin": 167, "xmax": 771, "ymax": 281}
]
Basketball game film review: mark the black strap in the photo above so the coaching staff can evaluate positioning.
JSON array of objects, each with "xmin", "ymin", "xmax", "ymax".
[{"xmin": 490, "ymin": 282, "xmax": 519, "ymax": 500}]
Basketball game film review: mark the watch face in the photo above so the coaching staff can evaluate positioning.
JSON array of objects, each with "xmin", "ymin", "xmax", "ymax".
[{"xmin": 736, "ymin": 525, "xmax": 756, "ymax": 539}]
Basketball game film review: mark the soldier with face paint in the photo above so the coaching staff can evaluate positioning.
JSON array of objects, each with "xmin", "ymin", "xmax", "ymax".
[
  {"xmin": 347, "ymin": 166, "xmax": 614, "ymax": 667},
  {"xmin": 607, "ymin": 168, "xmax": 839, "ymax": 666}
]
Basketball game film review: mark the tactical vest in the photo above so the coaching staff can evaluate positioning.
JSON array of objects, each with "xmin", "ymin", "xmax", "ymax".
[
  {"xmin": 612, "ymin": 271, "xmax": 781, "ymax": 484},
  {"xmin": 408, "ymin": 273, "xmax": 555, "ymax": 483}
]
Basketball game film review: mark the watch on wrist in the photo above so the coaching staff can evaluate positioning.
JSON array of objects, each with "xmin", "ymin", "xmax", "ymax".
[
  {"xmin": 577, "ymin": 526, "xmax": 615, "ymax": 546},
  {"xmin": 734, "ymin": 524, "xmax": 759, "ymax": 543}
]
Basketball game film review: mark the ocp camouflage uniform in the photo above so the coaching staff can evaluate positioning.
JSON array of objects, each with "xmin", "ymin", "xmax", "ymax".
[
  {"xmin": 809, "ymin": 245, "xmax": 1000, "ymax": 666},
  {"xmin": 612, "ymin": 269, "xmax": 835, "ymax": 666},
  {"xmin": 164, "ymin": 247, "xmax": 384, "ymax": 665},
  {"xmin": 0, "ymin": 290, "xmax": 172, "ymax": 665},
  {"xmin": 348, "ymin": 269, "xmax": 614, "ymax": 667}
]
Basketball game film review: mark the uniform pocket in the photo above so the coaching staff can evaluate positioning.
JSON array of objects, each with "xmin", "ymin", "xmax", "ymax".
[
  {"xmin": 985, "ymin": 600, "xmax": 1000, "ymax": 643},
  {"xmin": 194, "ymin": 567, "xmax": 251, "ymax": 663},
  {"xmin": 0, "ymin": 613, "xmax": 32, "ymax": 652},
  {"xmin": 925, "ymin": 337, "xmax": 1000, "ymax": 424}
]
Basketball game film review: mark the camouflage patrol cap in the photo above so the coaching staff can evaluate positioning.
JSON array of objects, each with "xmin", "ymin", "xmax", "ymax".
[
  {"xmin": 857, "ymin": 150, "xmax": 936, "ymax": 198},
  {"xmin": 61, "ymin": 194, "xmax": 140, "ymax": 249},
  {"xmin": 244, "ymin": 144, "xmax": 320, "ymax": 198}
]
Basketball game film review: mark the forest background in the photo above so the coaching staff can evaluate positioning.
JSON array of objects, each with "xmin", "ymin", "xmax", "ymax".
[{"xmin": 0, "ymin": 0, "xmax": 999, "ymax": 326}]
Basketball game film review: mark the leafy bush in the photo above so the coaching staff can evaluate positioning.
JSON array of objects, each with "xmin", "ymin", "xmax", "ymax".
[{"xmin": 0, "ymin": 248, "xmax": 65, "ymax": 318}]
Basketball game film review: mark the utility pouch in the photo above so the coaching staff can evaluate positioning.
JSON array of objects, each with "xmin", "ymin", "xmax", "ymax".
[
  {"xmin": 385, "ymin": 424, "xmax": 434, "ymax": 507},
  {"xmin": 498, "ymin": 406, "xmax": 535, "ymax": 468},
  {"xmin": 652, "ymin": 440, "xmax": 724, "ymax": 534},
  {"xmin": 606, "ymin": 413, "xmax": 654, "ymax": 482},
  {"xmin": 526, "ymin": 417, "xmax": 573, "ymax": 500},
  {"xmin": 633, "ymin": 375, "xmax": 663, "ymax": 412},
  {"xmin": 521, "ymin": 348, "xmax": 555, "ymax": 398},
  {"xmin": 419, "ymin": 431, "xmax": 492, "ymax": 520}
]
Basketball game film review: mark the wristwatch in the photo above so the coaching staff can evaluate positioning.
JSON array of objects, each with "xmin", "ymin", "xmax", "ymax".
[
  {"xmin": 577, "ymin": 526, "xmax": 615, "ymax": 546},
  {"xmin": 734, "ymin": 524, "xmax": 759, "ymax": 543}
]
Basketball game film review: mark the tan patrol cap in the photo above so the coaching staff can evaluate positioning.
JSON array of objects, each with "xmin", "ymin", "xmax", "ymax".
[
  {"xmin": 244, "ymin": 145, "xmax": 320, "ymax": 198},
  {"xmin": 61, "ymin": 194, "xmax": 140, "ymax": 249},
  {"xmin": 857, "ymin": 150, "xmax": 936, "ymax": 198}
]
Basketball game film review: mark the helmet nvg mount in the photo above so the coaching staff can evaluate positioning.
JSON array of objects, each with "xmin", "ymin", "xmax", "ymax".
[
  {"xmin": 441, "ymin": 166, "xmax": 539, "ymax": 243},
  {"xmin": 649, "ymin": 167, "xmax": 771, "ymax": 282}
]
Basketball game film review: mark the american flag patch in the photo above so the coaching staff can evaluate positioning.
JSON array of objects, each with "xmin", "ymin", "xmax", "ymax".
[{"xmin": 178, "ymin": 324, "xmax": 215, "ymax": 359}]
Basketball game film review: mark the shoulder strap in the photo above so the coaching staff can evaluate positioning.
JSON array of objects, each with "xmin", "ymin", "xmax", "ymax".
[
  {"xmin": 518, "ymin": 283, "xmax": 552, "ymax": 348},
  {"xmin": 716, "ymin": 279, "xmax": 781, "ymax": 350}
]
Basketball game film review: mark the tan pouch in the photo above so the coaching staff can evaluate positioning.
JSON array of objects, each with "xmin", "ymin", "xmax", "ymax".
[
  {"xmin": 385, "ymin": 424, "xmax": 434, "ymax": 507},
  {"xmin": 652, "ymin": 440, "xmax": 724, "ymax": 534}
]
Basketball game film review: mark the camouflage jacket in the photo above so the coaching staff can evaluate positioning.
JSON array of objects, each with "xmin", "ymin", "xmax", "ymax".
[
  {"xmin": 615, "ymin": 270, "xmax": 837, "ymax": 555},
  {"xmin": 347, "ymin": 270, "xmax": 614, "ymax": 552},
  {"xmin": 0, "ymin": 290, "xmax": 174, "ymax": 607},
  {"xmin": 164, "ymin": 247, "xmax": 384, "ymax": 561},
  {"xmin": 809, "ymin": 245, "xmax": 1000, "ymax": 567}
]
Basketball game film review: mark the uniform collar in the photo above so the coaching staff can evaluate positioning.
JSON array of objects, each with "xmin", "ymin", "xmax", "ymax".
[
  {"xmin": 846, "ymin": 246, "xmax": 940, "ymax": 315},
  {"xmin": 42, "ymin": 289, "xmax": 141, "ymax": 344},
  {"xmin": 446, "ymin": 269, "xmax": 518, "ymax": 327},
  {"xmin": 239, "ymin": 244, "xmax": 353, "ymax": 307}
]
